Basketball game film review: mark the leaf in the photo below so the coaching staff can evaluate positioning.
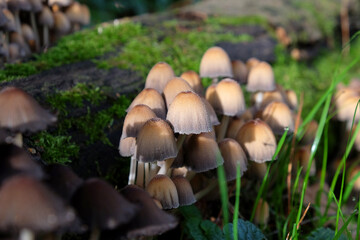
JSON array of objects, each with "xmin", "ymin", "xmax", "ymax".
[
  {"xmin": 200, "ymin": 220, "xmax": 224, "ymax": 240},
  {"xmin": 179, "ymin": 205, "xmax": 203, "ymax": 220},
  {"xmin": 306, "ymin": 228, "xmax": 347, "ymax": 240},
  {"xmin": 185, "ymin": 218, "xmax": 207, "ymax": 240},
  {"xmin": 223, "ymin": 219, "xmax": 266, "ymax": 240}
]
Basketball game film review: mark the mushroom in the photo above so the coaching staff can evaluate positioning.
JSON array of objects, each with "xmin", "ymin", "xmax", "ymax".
[
  {"xmin": 28, "ymin": 0, "xmax": 42, "ymax": 52},
  {"xmin": 254, "ymin": 198, "xmax": 269, "ymax": 225},
  {"xmin": 231, "ymin": 60, "xmax": 248, "ymax": 84},
  {"xmin": 260, "ymin": 101, "xmax": 294, "ymax": 135},
  {"xmin": 163, "ymin": 77, "xmax": 193, "ymax": 108},
  {"xmin": 7, "ymin": 0, "xmax": 31, "ymax": 34},
  {"xmin": 180, "ymin": 70, "xmax": 204, "ymax": 96},
  {"xmin": 53, "ymin": 11, "xmax": 71, "ymax": 40},
  {"xmin": 146, "ymin": 174, "xmax": 179, "ymax": 209},
  {"xmin": 145, "ymin": 62, "xmax": 175, "ymax": 94},
  {"xmin": 21, "ymin": 24, "xmax": 36, "ymax": 51},
  {"xmin": 65, "ymin": 2, "xmax": 82, "ymax": 32},
  {"xmin": 171, "ymin": 175, "xmax": 196, "ymax": 206},
  {"xmin": 38, "ymin": 6, "xmax": 54, "ymax": 49}
]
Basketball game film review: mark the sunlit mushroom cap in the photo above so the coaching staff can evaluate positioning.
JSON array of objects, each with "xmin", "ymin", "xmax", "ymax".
[
  {"xmin": 0, "ymin": 87, "xmax": 57, "ymax": 133},
  {"xmin": 163, "ymin": 77, "xmax": 193, "ymax": 108},
  {"xmin": 212, "ymin": 78, "xmax": 246, "ymax": 116},
  {"xmin": 145, "ymin": 62, "xmax": 175, "ymax": 94},
  {"xmin": 199, "ymin": 46, "xmax": 233, "ymax": 78},
  {"xmin": 247, "ymin": 62, "xmax": 276, "ymax": 92},
  {"xmin": 120, "ymin": 185, "xmax": 178, "ymax": 238},
  {"xmin": 232, "ymin": 60, "xmax": 248, "ymax": 84},
  {"xmin": 225, "ymin": 110, "xmax": 253, "ymax": 139},
  {"xmin": 54, "ymin": 11, "xmax": 71, "ymax": 34},
  {"xmin": 119, "ymin": 137, "xmax": 136, "ymax": 157},
  {"xmin": 135, "ymin": 118, "xmax": 177, "ymax": 162},
  {"xmin": 39, "ymin": 6, "xmax": 54, "ymax": 27},
  {"xmin": 184, "ymin": 133, "xmax": 224, "ymax": 172},
  {"xmin": 0, "ymin": 175, "xmax": 75, "ymax": 232},
  {"xmin": 171, "ymin": 176, "xmax": 196, "ymax": 206},
  {"xmin": 261, "ymin": 101, "xmax": 294, "ymax": 134},
  {"xmin": 127, "ymin": 88, "xmax": 166, "ymax": 119},
  {"xmin": 219, "ymin": 139, "xmax": 248, "ymax": 181},
  {"xmin": 65, "ymin": 2, "xmax": 82, "ymax": 24},
  {"xmin": 79, "ymin": 4, "xmax": 90, "ymax": 25},
  {"xmin": 246, "ymin": 57, "xmax": 260, "ymax": 70},
  {"xmin": 235, "ymin": 119, "xmax": 277, "ymax": 163},
  {"xmin": 167, "ymin": 91, "xmax": 212, "ymax": 134},
  {"xmin": 71, "ymin": 178, "xmax": 138, "ymax": 230},
  {"xmin": 285, "ymin": 90, "xmax": 298, "ymax": 109},
  {"xmin": 337, "ymin": 95, "xmax": 360, "ymax": 122},
  {"xmin": 253, "ymin": 90, "xmax": 285, "ymax": 108},
  {"xmin": 202, "ymin": 98, "xmax": 220, "ymax": 126},
  {"xmin": 180, "ymin": 71, "xmax": 204, "ymax": 96},
  {"xmin": 146, "ymin": 174, "xmax": 179, "ymax": 209}
]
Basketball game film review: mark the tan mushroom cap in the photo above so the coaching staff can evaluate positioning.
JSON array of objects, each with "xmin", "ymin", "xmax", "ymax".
[
  {"xmin": 261, "ymin": 101, "xmax": 294, "ymax": 134},
  {"xmin": 254, "ymin": 198, "xmax": 269, "ymax": 225},
  {"xmin": 54, "ymin": 11, "xmax": 71, "ymax": 34},
  {"xmin": 199, "ymin": 46, "xmax": 233, "ymax": 78},
  {"xmin": 226, "ymin": 117, "xmax": 246, "ymax": 139},
  {"xmin": 127, "ymin": 88, "xmax": 166, "ymax": 119},
  {"xmin": 212, "ymin": 78, "xmax": 246, "ymax": 116},
  {"xmin": 293, "ymin": 145, "xmax": 316, "ymax": 176},
  {"xmin": 80, "ymin": 4, "xmax": 90, "ymax": 25},
  {"xmin": 146, "ymin": 174, "xmax": 179, "ymax": 209},
  {"xmin": 171, "ymin": 176, "xmax": 196, "ymax": 206},
  {"xmin": 219, "ymin": 139, "xmax": 248, "ymax": 181},
  {"xmin": 0, "ymin": 87, "xmax": 57, "ymax": 133},
  {"xmin": 145, "ymin": 62, "xmax": 175, "ymax": 94},
  {"xmin": 285, "ymin": 90, "xmax": 298, "ymax": 109},
  {"xmin": 167, "ymin": 91, "xmax": 212, "ymax": 134},
  {"xmin": 232, "ymin": 60, "xmax": 248, "ymax": 84},
  {"xmin": 180, "ymin": 71, "xmax": 204, "ymax": 96},
  {"xmin": 246, "ymin": 57, "xmax": 260, "ymax": 70},
  {"xmin": 65, "ymin": 2, "xmax": 82, "ymax": 24},
  {"xmin": 337, "ymin": 95, "xmax": 360, "ymax": 122},
  {"xmin": 184, "ymin": 133, "xmax": 224, "ymax": 172},
  {"xmin": 2, "ymin": 9, "xmax": 16, "ymax": 32},
  {"xmin": 163, "ymin": 77, "xmax": 193, "ymax": 108},
  {"xmin": 235, "ymin": 119, "xmax": 277, "ymax": 163},
  {"xmin": 247, "ymin": 62, "xmax": 276, "ymax": 92},
  {"xmin": 201, "ymin": 97, "xmax": 220, "ymax": 126},
  {"xmin": 135, "ymin": 118, "xmax": 177, "ymax": 162},
  {"xmin": 252, "ymin": 90, "xmax": 285, "ymax": 108},
  {"xmin": 38, "ymin": 6, "xmax": 54, "ymax": 27},
  {"xmin": 119, "ymin": 137, "xmax": 136, "ymax": 157}
]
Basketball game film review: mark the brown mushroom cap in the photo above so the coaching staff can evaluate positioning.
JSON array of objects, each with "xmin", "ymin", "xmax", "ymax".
[
  {"xmin": 0, "ymin": 175, "xmax": 75, "ymax": 232},
  {"xmin": 202, "ymin": 97, "xmax": 220, "ymax": 126},
  {"xmin": 163, "ymin": 77, "xmax": 193, "ymax": 108},
  {"xmin": 261, "ymin": 101, "xmax": 294, "ymax": 134},
  {"xmin": 54, "ymin": 11, "xmax": 71, "ymax": 34},
  {"xmin": 119, "ymin": 136, "xmax": 136, "ymax": 157},
  {"xmin": 180, "ymin": 71, "xmax": 204, "ymax": 96},
  {"xmin": 232, "ymin": 60, "xmax": 248, "ymax": 84},
  {"xmin": 199, "ymin": 46, "xmax": 233, "ymax": 78},
  {"xmin": 171, "ymin": 175, "xmax": 196, "ymax": 206},
  {"xmin": 38, "ymin": 6, "xmax": 54, "ymax": 27},
  {"xmin": 167, "ymin": 91, "xmax": 212, "ymax": 134},
  {"xmin": 246, "ymin": 57, "xmax": 260, "ymax": 70},
  {"xmin": 146, "ymin": 174, "xmax": 179, "ymax": 209},
  {"xmin": 135, "ymin": 118, "xmax": 177, "ymax": 162},
  {"xmin": 48, "ymin": 0, "xmax": 73, "ymax": 7},
  {"xmin": 2, "ymin": 9, "xmax": 16, "ymax": 32},
  {"xmin": 0, "ymin": 87, "xmax": 57, "ymax": 133},
  {"xmin": 285, "ymin": 90, "xmax": 298, "ymax": 109},
  {"xmin": 254, "ymin": 198, "xmax": 269, "ymax": 225},
  {"xmin": 247, "ymin": 62, "xmax": 276, "ymax": 92},
  {"xmin": 337, "ymin": 95, "xmax": 360, "ymax": 122},
  {"xmin": 79, "ymin": 4, "xmax": 90, "ymax": 25},
  {"xmin": 235, "ymin": 119, "xmax": 277, "ymax": 163},
  {"xmin": 65, "ymin": 2, "xmax": 82, "ymax": 24},
  {"xmin": 71, "ymin": 178, "xmax": 139, "ymax": 230},
  {"xmin": 145, "ymin": 62, "xmax": 175, "ymax": 94}
]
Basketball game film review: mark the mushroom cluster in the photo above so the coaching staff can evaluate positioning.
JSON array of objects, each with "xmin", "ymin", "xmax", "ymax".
[
  {"xmin": 0, "ymin": 0, "xmax": 90, "ymax": 63},
  {"xmin": 0, "ymin": 87, "xmax": 178, "ymax": 240},
  {"xmin": 119, "ymin": 46, "xmax": 301, "ymax": 227}
]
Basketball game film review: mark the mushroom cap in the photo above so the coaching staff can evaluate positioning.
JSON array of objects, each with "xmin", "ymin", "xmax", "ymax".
[
  {"xmin": 48, "ymin": 0, "xmax": 73, "ymax": 7},
  {"xmin": 0, "ymin": 175, "xmax": 75, "ymax": 232},
  {"xmin": 199, "ymin": 46, "xmax": 233, "ymax": 78},
  {"xmin": 180, "ymin": 71, "xmax": 204, "ymax": 96},
  {"xmin": 39, "ymin": 6, "xmax": 54, "ymax": 27},
  {"xmin": 135, "ymin": 118, "xmax": 177, "ymax": 162},
  {"xmin": 252, "ymin": 90, "xmax": 285, "ymax": 108},
  {"xmin": 300, "ymin": 120, "xmax": 318, "ymax": 146},
  {"xmin": 225, "ymin": 111, "xmax": 252, "ymax": 139},
  {"xmin": 120, "ymin": 185, "xmax": 178, "ymax": 238},
  {"xmin": 211, "ymin": 78, "xmax": 246, "ymax": 116},
  {"xmin": 121, "ymin": 104, "xmax": 157, "ymax": 139},
  {"xmin": 285, "ymin": 90, "xmax": 298, "ymax": 109},
  {"xmin": 247, "ymin": 62, "xmax": 276, "ymax": 92},
  {"xmin": 337, "ymin": 95, "xmax": 360, "ymax": 122},
  {"xmin": 202, "ymin": 97, "xmax": 220, "ymax": 126},
  {"xmin": 2, "ymin": 9, "xmax": 16, "ymax": 32},
  {"xmin": 167, "ymin": 91, "xmax": 212, "ymax": 134},
  {"xmin": 293, "ymin": 146, "xmax": 316, "ymax": 176},
  {"xmin": 7, "ymin": 0, "xmax": 31, "ymax": 11},
  {"xmin": 145, "ymin": 62, "xmax": 175, "ymax": 94},
  {"xmin": 54, "ymin": 11, "xmax": 71, "ymax": 34},
  {"xmin": 235, "ymin": 119, "xmax": 277, "ymax": 163},
  {"xmin": 65, "ymin": 2, "xmax": 82, "ymax": 24},
  {"xmin": 261, "ymin": 101, "xmax": 294, "ymax": 134},
  {"xmin": 163, "ymin": 77, "xmax": 193, "ymax": 108},
  {"xmin": 0, "ymin": 87, "xmax": 57, "ymax": 133},
  {"xmin": 146, "ymin": 174, "xmax": 179, "ymax": 209},
  {"xmin": 184, "ymin": 133, "xmax": 224, "ymax": 172},
  {"xmin": 254, "ymin": 198, "xmax": 269, "ymax": 225},
  {"xmin": 171, "ymin": 175, "xmax": 196, "ymax": 206},
  {"xmin": 246, "ymin": 57, "xmax": 260, "ymax": 70},
  {"xmin": 29, "ymin": 0, "xmax": 42, "ymax": 12},
  {"xmin": 71, "ymin": 178, "xmax": 139, "ymax": 230},
  {"xmin": 231, "ymin": 60, "xmax": 248, "ymax": 84},
  {"xmin": 0, "ymin": 9, "xmax": 8, "ymax": 27},
  {"xmin": 119, "ymin": 137, "xmax": 136, "ymax": 157},
  {"xmin": 21, "ymin": 24, "xmax": 35, "ymax": 42},
  {"xmin": 79, "ymin": 4, "xmax": 90, "ymax": 25},
  {"xmin": 127, "ymin": 88, "xmax": 166, "ymax": 119},
  {"xmin": 219, "ymin": 138, "xmax": 248, "ymax": 181}
]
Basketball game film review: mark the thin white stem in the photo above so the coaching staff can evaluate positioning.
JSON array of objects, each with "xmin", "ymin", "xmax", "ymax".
[
  {"xmin": 212, "ymin": 77, "xmax": 219, "ymax": 84},
  {"xmin": 13, "ymin": 133, "xmax": 23, "ymax": 147},
  {"xmin": 144, "ymin": 162, "xmax": 150, "ymax": 187},
  {"xmin": 128, "ymin": 156, "xmax": 137, "ymax": 185},
  {"xmin": 30, "ymin": 13, "xmax": 40, "ymax": 52},
  {"xmin": 217, "ymin": 115, "xmax": 230, "ymax": 142},
  {"xmin": 136, "ymin": 161, "xmax": 145, "ymax": 188},
  {"xmin": 20, "ymin": 229, "xmax": 34, "ymax": 240}
]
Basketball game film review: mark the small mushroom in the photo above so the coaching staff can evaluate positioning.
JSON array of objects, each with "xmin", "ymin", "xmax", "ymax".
[{"xmin": 145, "ymin": 62, "xmax": 175, "ymax": 94}]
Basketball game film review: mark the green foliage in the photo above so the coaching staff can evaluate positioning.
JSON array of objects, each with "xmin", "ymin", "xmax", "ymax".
[
  {"xmin": 223, "ymin": 219, "xmax": 266, "ymax": 240},
  {"xmin": 32, "ymin": 132, "xmax": 79, "ymax": 164},
  {"xmin": 306, "ymin": 228, "xmax": 346, "ymax": 240}
]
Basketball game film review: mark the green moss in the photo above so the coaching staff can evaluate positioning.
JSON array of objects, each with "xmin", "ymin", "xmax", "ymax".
[
  {"xmin": 205, "ymin": 15, "xmax": 269, "ymax": 27},
  {"xmin": 0, "ymin": 22, "xmax": 145, "ymax": 82}
]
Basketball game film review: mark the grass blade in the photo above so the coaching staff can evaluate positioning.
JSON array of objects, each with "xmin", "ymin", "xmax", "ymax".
[{"xmin": 232, "ymin": 163, "xmax": 241, "ymax": 240}]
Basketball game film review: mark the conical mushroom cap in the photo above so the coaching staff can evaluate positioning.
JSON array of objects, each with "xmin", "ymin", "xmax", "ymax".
[
  {"xmin": 0, "ymin": 87, "xmax": 57, "ymax": 133},
  {"xmin": 65, "ymin": 2, "xmax": 82, "ymax": 24},
  {"xmin": 212, "ymin": 78, "xmax": 246, "ymax": 116},
  {"xmin": 285, "ymin": 90, "xmax": 298, "ymax": 109},
  {"xmin": 180, "ymin": 71, "xmax": 204, "ymax": 96},
  {"xmin": 121, "ymin": 104, "xmax": 157, "ymax": 139},
  {"xmin": 225, "ymin": 111, "xmax": 252, "ymax": 139},
  {"xmin": 254, "ymin": 198, "xmax": 269, "ymax": 225},
  {"xmin": 235, "ymin": 119, "xmax": 277, "ymax": 163},
  {"xmin": 2, "ymin": 9, "xmax": 16, "ymax": 32},
  {"xmin": 119, "ymin": 137, "xmax": 136, "ymax": 157},
  {"xmin": 219, "ymin": 139, "xmax": 248, "ymax": 181},
  {"xmin": 71, "ymin": 178, "xmax": 139, "ymax": 230},
  {"xmin": 232, "ymin": 60, "xmax": 248, "ymax": 84},
  {"xmin": 202, "ymin": 98, "xmax": 220, "ymax": 126},
  {"xmin": 0, "ymin": 175, "xmax": 75, "ymax": 232},
  {"xmin": 146, "ymin": 174, "xmax": 179, "ymax": 209},
  {"xmin": 200, "ymin": 46, "xmax": 232, "ymax": 78},
  {"xmin": 246, "ymin": 57, "xmax": 260, "ymax": 70},
  {"xmin": 120, "ymin": 185, "xmax": 178, "ymax": 238},
  {"xmin": 337, "ymin": 96, "xmax": 360, "ymax": 122},
  {"xmin": 247, "ymin": 62, "xmax": 276, "ymax": 92},
  {"xmin": 39, "ymin": 6, "xmax": 54, "ymax": 27},
  {"xmin": 171, "ymin": 176, "xmax": 196, "ymax": 206},
  {"xmin": 163, "ymin": 77, "xmax": 193, "ymax": 108},
  {"xmin": 127, "ymin": 88, "xmax": 166, "ymax": 119},
  {"xmin": 54, "ymin": 11, "xmax": 71, "ymax": 34},
  {"xmin": 261, "ymin": 101, "xmax": 294, "ymax": 134},
  {"xmin": 167, "ymin": 91, "xmax": 211, "ymax": 134},
  {"xmin": 135, "ymin": 118, "xmax": 177, "ymax": 162},
  {"xmin": 145, "ymin": 62, "xmax": 175, "ymax": 94},
  {"xmin": 254, "ymin": 90, "xmax": 285, "ymax": 108},
  {"xmin": 79, "ymin": 4, "xmax": 90, "ymax": 25},
  {"xmin": 184, "ymin": 133, "xmax": 224, "ymax": 172}
]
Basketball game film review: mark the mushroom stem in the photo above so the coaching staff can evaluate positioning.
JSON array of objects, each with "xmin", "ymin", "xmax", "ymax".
[
  {"xmin": 194, "ymin": 179, "xmax": 218, "ymax": 200},
  {"xmin": 144, "ymin": 162, "xmax": 150, "ymax": 187},
  {"xmin": 254, "ymin": 91, "xmax": 264, "ymax": 109},
  {"xmin": 13, "ymin": 133, "xmax": 23, "ymax": 147},
  {"xmin": 128, "ymin": 156, "xmax": 137, "ymax": 185},
  {"xmin": 136, "ymin": 161, "xmax": 145, "ymax": 188},
  {"xmin": 212, "ymin": 77, "xmax": 218, "ymax": 84},
  {"xmin": 20, "ymin": 228, "xmax": 35, "ymax": 240},
  {"xmin": 149, "ymin": 162, "xmax": 158, "ymax": 180},
  {"xmin": 43, "ymin": 26, "xmax": 49, "ymax": 49},
  {"xmin": 14, "ymin": 11, "xmax": 22, "ymax": 35},
  {"xmin": 30, "ymin": 12, "xmax": 40, "ymax": 52},
  {"xmin": 89, "ymin": 227, "xmax": 101, "ymax": 240},
  {"xmin": 217, "ymin": 115, "xmax": 230, "ymax": 142}
]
